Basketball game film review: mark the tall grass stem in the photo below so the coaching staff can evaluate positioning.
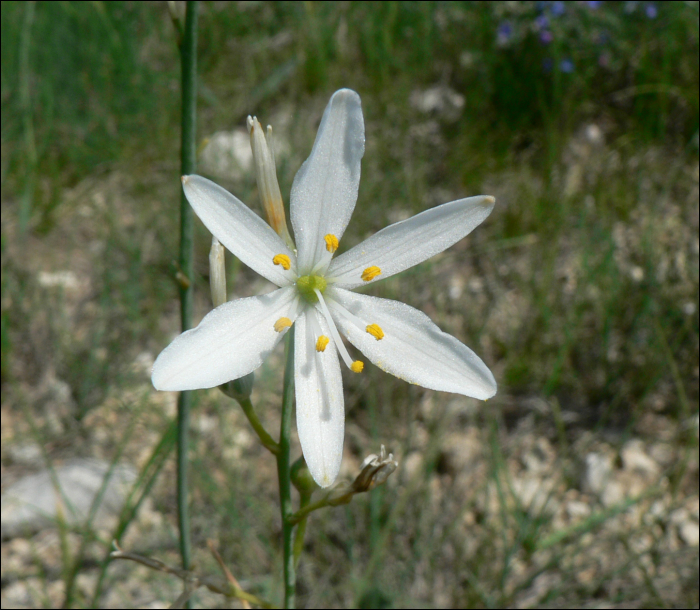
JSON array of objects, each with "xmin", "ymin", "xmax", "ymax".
[
  {"xmin": 18, "ymin": 0, "xmax": 36, "ymax": 237},
  {"xmin": 176, "ymin": 0, "xmax": 199, "ymax": 584}
]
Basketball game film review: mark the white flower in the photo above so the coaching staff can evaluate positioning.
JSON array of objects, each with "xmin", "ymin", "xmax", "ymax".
[{"xmin": 152, "ymin": 89, "xmax": 496, "ymax": 488}]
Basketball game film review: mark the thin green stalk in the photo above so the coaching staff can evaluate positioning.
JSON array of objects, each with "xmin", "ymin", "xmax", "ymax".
[
  {"xmin": 238, "ymin": 396, "xmax": 280, "ymax": 455},
  {"xmin": 277, "ymin": 327, "xmax": 296, "ymax": 608},
  {"xmin": 18, "ymin": 0, "xmax": 36, "ymax": 237},
  {"xmin": 177, "ymin": 0, "xmax": 199, "ymax": 581},
  {"xmin": 289, "ymin": 495, "xmax": 329, "ymax": 525},
  {"xmin": 292, "ymin": 494, "xmax": 312, "ymax": 568}
]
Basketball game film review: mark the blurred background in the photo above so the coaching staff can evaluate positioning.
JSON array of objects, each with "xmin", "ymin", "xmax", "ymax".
[{"xmin": 1, "ymin": 1, "xmax": 698, "ymax": 608}]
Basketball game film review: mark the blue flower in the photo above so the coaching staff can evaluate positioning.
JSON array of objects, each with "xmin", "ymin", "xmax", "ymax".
[
  {"xmin": 535, "ymin": 14, "xmax": 549, "ymax": 30},
  {"xmin": 497, "ymin": 21, "xmax": 513, "ymax": 45},
  {"xmin": 587, "ymin": 1, "xmax": 602, "ymax": 9},
  {"xmin": 645, "ymin": 3, "xmax": 657, "ymax": 18},
  {"xmin": 560, "ymin": 58, "xmax": 575, "ymax": 73},
  {"xmin": 551, "ymin": 1, "xmax": 566, "ymax": 16}
]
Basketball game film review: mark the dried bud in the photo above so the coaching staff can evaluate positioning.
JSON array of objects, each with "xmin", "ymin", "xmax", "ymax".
[
  {"xmin": 352, "ymin": 445, "xmax": 398, "ymax": 492},
  {"xmin": 324, "ymin": 445, "xmax": 398, "ymax": 506}
]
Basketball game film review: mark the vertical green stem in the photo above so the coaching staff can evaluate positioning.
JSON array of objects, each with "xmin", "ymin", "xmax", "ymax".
[
  {"xmin": 18, "ymin": 0, "xmax": 36, "ymax": 238},
  {"xmin": 292, "ymin": 498, "xmax": 311, "ymax": 569},
  {"xmin": 177, "ymin": 0, "xmax": 199, "ymax": 581},
  {"xmin": 277, "ymin": 327, "xmax": 296, "ymax": 608}
]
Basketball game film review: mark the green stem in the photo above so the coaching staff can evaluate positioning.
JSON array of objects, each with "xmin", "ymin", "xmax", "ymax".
[
  {"xmin": 289, "ymin": 495, "xmax": 331, "ymax": 526},
  {"xmin": 238, "ymin": 396, "xmax": 280, "ymax": 455},
  {"xmin": 177, "ymin": 0, "xmax": 199, "ymax": 582},
  {"xmin": 277, "ymin": 327, "xmax": 296, "ymax": 608},
  {"xmin": 18, "ymin": 0, "xmax": 36, "ymax": 238},
  {"xmin": 292, "ymin": 493, "xmax": 312, "ymax": 568}
]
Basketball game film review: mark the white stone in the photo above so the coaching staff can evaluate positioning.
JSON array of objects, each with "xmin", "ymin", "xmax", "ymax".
[
  {"xmin": 583, "ymin": 452, "xmax": 614, "ymax": 495},
  {"xmin": 669, "ymin": 508, "xmax": 689, "ymax": 526},
  {"xmin": 1, "ymin": 459, "xmax": 137, "ymax": 539},
  {"xmin": 511, "ymin": 476, "xmax": 559, "ymax": 515},
  {"xmin": 410, "ymin": 86, "xmax": 465, "ymax": 117},
  {"xmin": 7, "ymin": 443, "xmax": 43, "ymax": 466},
  {"xmin": 601, "ymin": 480, "xmax": 625, "ymax": 507},
  {"xmin": 585, "ymin": 123, "xmax": 603, "ymax": 145},
  {"xmin": 679, "ymin": 521, "xmax": 700, "ymax": 546},
  {"xmin": 199, "ymin": 129, "xmax": 253, "ymax": 180},
  {"xmin": 566, "ymin": 500, "xmax": 591, "ymax": 520},
  {"xmin": 37, "ymin": 270, "xmax": 80, "ymax": 290},
  {"xmin": 621, "ymin": 439, "xmax": 659, "ymax": 480}
]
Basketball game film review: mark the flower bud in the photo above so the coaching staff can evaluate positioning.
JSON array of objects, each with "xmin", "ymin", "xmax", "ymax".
[
  {"xmin": 247, "ymin": 116, "xmax": 295, "ymax": 249},
  {"xmin": 209, "ymin": 237, "xmax": 227, "ymax": 308},
  {"xmin": 220, "ymin": 372, "xmax": 255, "ymax": 401},
  {"xmin": 291, "ymin": 457, "xmax": 319, "ymax": 495}
]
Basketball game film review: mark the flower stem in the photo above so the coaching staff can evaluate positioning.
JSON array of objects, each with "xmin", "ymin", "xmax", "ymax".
[
  {"xmin": 18, "ymin": 0, "xmax": 36, "ymax": 238},
  {"xmin": 292, "ymin": 496, "xmax": 311, "ymax": 569},
  {"xmin": 277, "ymin": 327, "xmax": 296, "ymax": 608},
  {"xmin": 238, "ymin": 396, "xmax": 279, "ymax": 455},
  {"xmin": 288, "ymin": 496, "xmax": 331, "ymax": 526},
  {"xmin": 176, "ymin": 0, "xmax": 198, "ymax": 585}
]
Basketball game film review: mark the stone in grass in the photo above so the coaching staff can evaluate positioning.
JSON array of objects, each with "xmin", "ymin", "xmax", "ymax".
[
  {"xmin": 1, "ymin": 459, "xmax": 136, "ymax": 540},
  {"xmin": 198, "ymin": 129, "xmax": 252, "ymax": 181},
  {"xmin": 679, "ymin": 520, "xmax": 700, "ymax": 547},
  {"xmin": 582, "ymin": 452, "xmax": 614, "ymax": 496},
  {"xmin": 620, "ymin": 439, "xmax": 659, "ymax": 481}
]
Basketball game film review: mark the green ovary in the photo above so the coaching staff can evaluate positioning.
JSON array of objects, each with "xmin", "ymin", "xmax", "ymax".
[{"xmin": 296, "ymin": 274, "xmax": 327, "ymax": 303}]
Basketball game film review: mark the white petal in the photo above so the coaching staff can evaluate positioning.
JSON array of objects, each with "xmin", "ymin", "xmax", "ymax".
[
  {"xmin": 327, "ymin": 195, "xmax": 495, "ymax": 289},
  {"xmin": 327, "ymin": 288, "xmax": 496, "ymax": 400},
  {"xmin": 295, "ymin": 308, "xmax": 345, "ymax": 488},
  {"xmin": 152, "ymin": 287, "xmax": 298, "ymax": 391},
  {"xmin": 182, "ymin": 175, "xmax": 295, "ymax": 286},
  {"xmin": 290, "ymin": 89, "xmax": 365, "ymax": 274}
]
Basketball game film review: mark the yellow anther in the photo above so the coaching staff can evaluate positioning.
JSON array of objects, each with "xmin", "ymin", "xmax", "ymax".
[
  {"xmin": 351, "ymin": 360, "xmax": 364, "ymax": 373},
  {"xmin": 361, "ymin": 266, "xmax": 382, "ymax": 282},
  {"xmin": 272, "ymin": 254, "xmax": 291, "ymax": 270},
  {"xmin": 324, "ymin": 234, "xmax": 339, "ymax": 253},
  {"xmin": 316, "ymin": 335, "xmax": 330, "ymax": 352},
  {"xmin": 366, "ymin": 324, "xmax": 384, "ymax": 340},
  {"xmin": 274, "ymin": 317, "xmax": 292, "ymax": 332}
]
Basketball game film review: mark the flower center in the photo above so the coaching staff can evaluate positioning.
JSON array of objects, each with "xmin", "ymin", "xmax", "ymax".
[{"xmin": 296, "ymin": 274, "xmax": 327, "ymax": 303}]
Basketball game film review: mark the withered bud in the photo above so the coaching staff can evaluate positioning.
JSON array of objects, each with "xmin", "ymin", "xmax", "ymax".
[
  {"xmin": 352, "ymin": 445, "xmax": 398, "ymax": 492},
  {"xmin": 326, "ymin": 445, "xmax": 398, "ymax": 506}
]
